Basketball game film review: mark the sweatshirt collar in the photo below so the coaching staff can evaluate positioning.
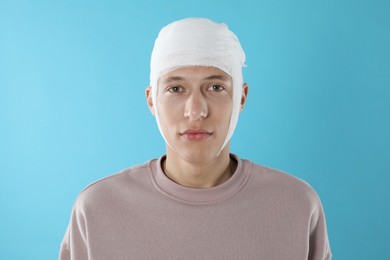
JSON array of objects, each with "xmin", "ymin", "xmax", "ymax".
[{"xmin": 150, "ymin": 154, "xmax": 251, "ymax": 204}]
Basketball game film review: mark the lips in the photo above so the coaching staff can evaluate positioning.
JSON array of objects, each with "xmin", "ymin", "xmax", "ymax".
[{"xmin": 181, "ymin": 129, "xmax": 212, "ymax": 141}]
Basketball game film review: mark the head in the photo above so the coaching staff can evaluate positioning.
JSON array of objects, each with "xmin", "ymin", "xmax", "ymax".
[{"xmin": 146, "ymin": 18, "xmax": 247, "ymax": 163}]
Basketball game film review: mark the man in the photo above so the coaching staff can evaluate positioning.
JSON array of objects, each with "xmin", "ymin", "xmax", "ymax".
[{"xmin": 60, "ymin": 18, "xmax": 332, "ymax": 259}]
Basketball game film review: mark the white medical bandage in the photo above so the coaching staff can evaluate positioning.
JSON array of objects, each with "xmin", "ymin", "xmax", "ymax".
[{"xmin": 150, "ymin": 18, "xmax": 246, "ymax": 153}]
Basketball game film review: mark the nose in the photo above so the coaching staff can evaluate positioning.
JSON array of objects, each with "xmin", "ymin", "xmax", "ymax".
[{"xmin": 184, "ymin": 90, "xmax": 208, "ymax": 120}]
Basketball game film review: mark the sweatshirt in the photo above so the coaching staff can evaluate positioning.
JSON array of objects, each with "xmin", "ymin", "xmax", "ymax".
[{"xmin": 59, "ymin": 154, "xmax": 332, "ymax": 259}]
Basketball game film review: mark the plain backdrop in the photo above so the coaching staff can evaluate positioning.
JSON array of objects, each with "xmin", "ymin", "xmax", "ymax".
[{"xmin": 1, "ymin": 0, "xmax": 389, "ymax": 259}]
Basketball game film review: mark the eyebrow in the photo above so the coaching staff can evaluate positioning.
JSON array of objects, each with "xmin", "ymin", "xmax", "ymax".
[
  {"xmin": 204, "ymin": 75, "xmax": 230, "ymax": 81},
  {"xmin": 162, "ymin": 75, "xmax": 230, "ymax": 84},
  {"xmin": 162, "ymin": 76, "xmax": 186, "ymax": 84}
]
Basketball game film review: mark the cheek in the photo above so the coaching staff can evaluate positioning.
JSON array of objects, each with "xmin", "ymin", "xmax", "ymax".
[
  {"xmin": 211, "ymin": 98, "xmax": 233, "ymax": 118},
  {"xmin": 157, "ymin": 97, "xmax": 184, "ymax": 124},
  {"xmin": 219, "ymin": 106, "xmax": 234, "ymax": 131}
]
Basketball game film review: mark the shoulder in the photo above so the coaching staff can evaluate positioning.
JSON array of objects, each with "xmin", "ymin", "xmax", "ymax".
[
  {"xmin": 244, "ymin": 159, "xmax": 323, "ymax": 209},
  {"xmin": 73, "ymin": 159, "xmax": 155, "ymax": 210}
]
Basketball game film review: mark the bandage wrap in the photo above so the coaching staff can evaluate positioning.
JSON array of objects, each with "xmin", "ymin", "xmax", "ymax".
[{"xmin": 150, "ymin": 18, "xmax": 246, "ymax": 152}]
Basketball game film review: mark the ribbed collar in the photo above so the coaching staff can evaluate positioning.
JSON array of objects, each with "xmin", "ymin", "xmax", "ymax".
[{"xmin": 150, "ymin": 154, "xmax": 251, "ymax": 205}]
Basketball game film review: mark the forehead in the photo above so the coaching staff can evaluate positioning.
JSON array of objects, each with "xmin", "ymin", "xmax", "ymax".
[{"xmin": 159, "ymin": 66, "xmax": 232, "ymax": 83}]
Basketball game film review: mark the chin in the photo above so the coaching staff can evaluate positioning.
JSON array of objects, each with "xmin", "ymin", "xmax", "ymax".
[{"xmin": 166, "ymin": 137, "xmax": 229, "ymax": 164}]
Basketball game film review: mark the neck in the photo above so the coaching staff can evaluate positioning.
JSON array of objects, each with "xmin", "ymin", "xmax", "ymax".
[{"xmin": 162, "ymin": 147, "xmax": 237, "ymax": 188}]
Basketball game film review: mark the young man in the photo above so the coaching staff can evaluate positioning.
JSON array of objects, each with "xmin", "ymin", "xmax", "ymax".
[{"xmin": 60, "ymin": 18, "xmax": 332, "ymax": 259}]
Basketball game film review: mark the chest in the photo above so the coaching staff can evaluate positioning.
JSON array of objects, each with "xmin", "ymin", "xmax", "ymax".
[{"xmin": 86, "ymin": 198, "xmax": 311, "ymax": 260}]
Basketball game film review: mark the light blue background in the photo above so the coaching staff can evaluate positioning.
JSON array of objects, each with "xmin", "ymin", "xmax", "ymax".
[{"xmin": 1, "ymin": 0, "xmax": 389, "ymax": 259}]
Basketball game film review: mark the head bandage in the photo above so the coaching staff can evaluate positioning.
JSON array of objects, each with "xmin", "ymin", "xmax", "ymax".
[{"xmin": 150, "ymin": 17, "xmax": 246, "ymax": 153}]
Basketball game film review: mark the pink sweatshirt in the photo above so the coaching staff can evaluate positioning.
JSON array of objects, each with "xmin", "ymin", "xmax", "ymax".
[{"xmin": 59, "ymin": 154, "xmax": 332, "ymax": 259}]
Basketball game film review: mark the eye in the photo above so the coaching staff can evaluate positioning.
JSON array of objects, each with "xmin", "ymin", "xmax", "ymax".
[
  {"xmin": 208, "ymin": 85, "xmax": 225, "ymax": 92},
  {"xmin": 167, "ymin": 86, "xmax": 183, "ymax": 93}
]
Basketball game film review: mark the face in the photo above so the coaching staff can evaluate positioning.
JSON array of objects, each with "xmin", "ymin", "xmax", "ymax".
[{"xmin": 148, "ymin": 66, "xmax": 234, "ymax": 165}]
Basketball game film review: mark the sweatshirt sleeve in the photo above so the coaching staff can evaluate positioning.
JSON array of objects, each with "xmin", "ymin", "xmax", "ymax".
[
  {"xmin": 59, "ymin": 201, "xmax": 89, "ymax": 260},
  {"xmin": 308, "ymin": 191, "xmax": 332, "ymax": 260}
]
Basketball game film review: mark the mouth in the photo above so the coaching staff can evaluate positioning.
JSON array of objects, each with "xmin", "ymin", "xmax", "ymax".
[{"xmin": 180, "ymin": 129, "xmax": 212, "ymax": 141}]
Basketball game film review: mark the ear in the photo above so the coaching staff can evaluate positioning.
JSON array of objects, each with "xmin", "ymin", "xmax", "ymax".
[
  {"xmin": 145, "ymin": 86, "xmax": 156, "ymax": 116},
  {"xmin": 240, "ymin": 83, "xmax": 249, "ymax": 112}
]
